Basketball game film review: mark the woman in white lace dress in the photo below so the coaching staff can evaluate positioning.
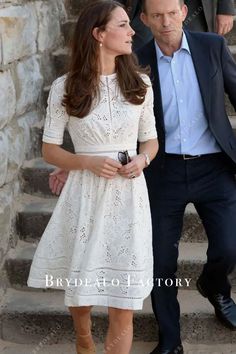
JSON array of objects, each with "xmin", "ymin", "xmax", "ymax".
[{"xmin": 27, "ymin": 1, "xmax": 158, "ymax": 353}]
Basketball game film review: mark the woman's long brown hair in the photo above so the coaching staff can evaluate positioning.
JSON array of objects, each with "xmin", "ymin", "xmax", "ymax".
[{"xmin": 62, "ymin": 0, "xmax": 149, "ymax": 118}]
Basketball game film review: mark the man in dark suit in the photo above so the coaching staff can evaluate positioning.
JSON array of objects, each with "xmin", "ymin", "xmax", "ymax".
[
  {"xmin": 138, "ymin": 0, "xmax": 236, "ymax": 353},
  {"xmin": 184, "ymin": 0, "xmax": 234, "ymax": 33}
]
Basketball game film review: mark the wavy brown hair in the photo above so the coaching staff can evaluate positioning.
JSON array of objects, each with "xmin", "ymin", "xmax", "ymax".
[{"xmin": 62, "ymin": 0, "xmax": 150, "ymax": 118}]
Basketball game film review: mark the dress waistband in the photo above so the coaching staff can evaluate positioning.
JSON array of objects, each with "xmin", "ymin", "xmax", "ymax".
[{"xmin": 75, "ymin": 145, "xmax": 137, "ymax": 155}]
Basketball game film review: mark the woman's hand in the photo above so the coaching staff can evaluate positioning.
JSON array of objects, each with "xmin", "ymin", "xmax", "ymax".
[
  {"xmin": 86, "ymin": 156, "xmax": 122, "ymax": 179},
  {"xmin": 119, "ymin": 154, "xmax": 146, "ymax": 179}
]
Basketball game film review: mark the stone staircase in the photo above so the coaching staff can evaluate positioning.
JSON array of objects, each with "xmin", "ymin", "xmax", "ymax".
[{"xmin": 2, "ymin": 1, "xmax": 236, "ymax": 353}]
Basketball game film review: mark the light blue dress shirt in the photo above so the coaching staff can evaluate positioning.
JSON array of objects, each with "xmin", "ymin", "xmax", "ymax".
[{"xmin": 155, "ymin": 32, "xmax": 221, "ymax": 155}]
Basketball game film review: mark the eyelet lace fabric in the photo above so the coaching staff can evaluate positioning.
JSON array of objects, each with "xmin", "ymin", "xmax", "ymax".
[{"xmin": 27, "ymin": 73, "xmax": 157, "ymax": 310}]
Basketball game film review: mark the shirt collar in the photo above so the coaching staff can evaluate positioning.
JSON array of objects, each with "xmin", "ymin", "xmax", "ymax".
[{"xmin": 155, "ymin": 31, "xmax": 190, "ymax": 61}]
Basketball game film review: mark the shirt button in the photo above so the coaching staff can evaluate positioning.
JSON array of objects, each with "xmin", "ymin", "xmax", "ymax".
[
  {"xmin": 183, "ymin": 138, "xmax": 186, "ymax": 142},
  {"xmin": 176, "ymin": 80, "xmax": 180, "ymax": 84},
  {"xmin": 180, "ymin": 99, "xmax": 183, "ymax": 103}
]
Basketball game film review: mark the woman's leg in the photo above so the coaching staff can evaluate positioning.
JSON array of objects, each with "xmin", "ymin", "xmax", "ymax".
[
  {"xmin": 69, "ymin": 306, "xmax": 95, "ymax": 352},
  {"xmin": 104, "ymin": 308, "xmax": 133, "ymax": 354}
]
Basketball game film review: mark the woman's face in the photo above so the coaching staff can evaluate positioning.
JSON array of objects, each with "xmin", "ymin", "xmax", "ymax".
[{"xmin": 99, "ymin": 7, "xmax": 135, "ymax": 56}]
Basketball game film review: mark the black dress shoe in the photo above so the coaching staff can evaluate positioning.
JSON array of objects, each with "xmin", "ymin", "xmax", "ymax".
[
  {"xmin": 196, "ymin": 278, "xmax": 236, "ymax": 329},
  {"xmin": 150, "ymin": 344, "xmax": 184, "ymax": 354}
]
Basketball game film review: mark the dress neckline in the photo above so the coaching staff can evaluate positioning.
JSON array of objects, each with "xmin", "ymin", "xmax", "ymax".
[{"xmin": 100, "ymin": 73, "xmax": 117, "ymax": 79}]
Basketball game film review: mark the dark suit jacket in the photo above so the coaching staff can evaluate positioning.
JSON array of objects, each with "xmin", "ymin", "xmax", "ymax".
[
  {"xmin": 136, "ymin": 31, "xmax": 236, "ymax": 199},
  {"xmin": 185, "ymin": 0, "xmax": 235, "ymax": 32}
]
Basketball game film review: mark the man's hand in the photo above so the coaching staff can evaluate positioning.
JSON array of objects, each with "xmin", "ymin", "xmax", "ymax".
[
  {"xmin": 216, "ymin": 14, "xmax": 234, "ymax": 35},
  {"xmin": 49, "ymin": 168, "xmax": 69, "ymax": 195}
]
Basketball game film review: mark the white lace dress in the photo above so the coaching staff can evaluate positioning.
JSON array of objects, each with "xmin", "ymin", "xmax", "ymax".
[{"xmin": 27, "ymin": 73, "xmax": 157, "ymax": 310}]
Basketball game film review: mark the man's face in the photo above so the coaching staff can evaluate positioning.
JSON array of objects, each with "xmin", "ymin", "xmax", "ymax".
[{"xmin": 141, "ymin": 0, "xmax": 188, "ymax": 47}]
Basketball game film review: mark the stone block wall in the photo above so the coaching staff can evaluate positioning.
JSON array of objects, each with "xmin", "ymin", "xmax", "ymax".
[{"xmin": 0, "ymin": 0, "xmax": 67, "ymax": 274}]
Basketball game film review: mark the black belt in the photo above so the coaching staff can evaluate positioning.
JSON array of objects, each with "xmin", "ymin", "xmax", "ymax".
[{"xmin": 165, "ymin": 153, "xmax": 222, "ymax": 160}]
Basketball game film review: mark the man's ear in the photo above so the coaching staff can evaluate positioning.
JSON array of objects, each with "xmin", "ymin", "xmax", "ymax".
[
  {"xmin": 92, "ymin": 27, "xmax": 104, "ymax": 43},
  {"xmin": 181, "ymin": 4, "xmax": 188, "ymax": 21},
  {"xmin": 140, "ymin": 12, "xmax": 149, "ymax": 27}
]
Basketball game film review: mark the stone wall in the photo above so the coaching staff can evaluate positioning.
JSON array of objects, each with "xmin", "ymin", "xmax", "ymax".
[{"xmin": 0, "ymin": 0, "xmax": 67, "ymax": 274}]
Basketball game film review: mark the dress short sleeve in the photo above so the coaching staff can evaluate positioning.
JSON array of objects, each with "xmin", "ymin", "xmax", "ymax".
[
  {"xmin": 42, "ymin": 76, "xmax": 69, "ymax": 145},
  {"xmin": 138, "ymin": 75, "xmax": 157, "ymax": 142}
]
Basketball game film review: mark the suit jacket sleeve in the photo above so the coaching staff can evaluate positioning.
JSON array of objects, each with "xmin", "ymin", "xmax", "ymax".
[
  {"xmin": 217, "ymin": 0, "xmax": 235, "ymax": 15},
  {"xmin": 221, "ymin": 38, "xmax": 236, "ymax": 110}
]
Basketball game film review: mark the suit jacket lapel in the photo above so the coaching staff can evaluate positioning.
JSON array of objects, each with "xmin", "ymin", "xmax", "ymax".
[{"xmin": 185, "ymin": 31, "xmax": 212, "ymax": 119}]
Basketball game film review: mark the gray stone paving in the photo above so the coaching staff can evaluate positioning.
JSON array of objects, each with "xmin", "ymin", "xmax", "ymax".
[{"xmin": 1, "ymin": 340, "xmax": 236, "ymax": 354}]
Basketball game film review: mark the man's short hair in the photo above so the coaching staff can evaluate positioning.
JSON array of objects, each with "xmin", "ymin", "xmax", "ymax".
[{"xmin": 142, "ymin": 0, "xmax": 184, "ymax": 13}]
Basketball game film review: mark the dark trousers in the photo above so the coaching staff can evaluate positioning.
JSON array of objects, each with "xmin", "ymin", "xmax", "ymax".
[
  {"xmin": 184, "ymin": 0, "xmax": 208, "ymax": 31},
  {"xmin": 150, "ymin": 153, "xmax": 236, "ymax": 348}
]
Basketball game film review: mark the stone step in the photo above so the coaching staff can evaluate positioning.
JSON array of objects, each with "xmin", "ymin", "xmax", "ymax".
[
  {"xmin": 20, "ymin": 158, "xmax": 55, "ymax": 197},
  {"xmin": 15, "ymin": 193, "xmax": 206, "ymax": 243},
  {"xmin": 1, "ymin": 340, "xmax": 236, "ymax": 354},
  {"xmin": 1, "ymin": 288, "xmax": 236, "ymax": 344},
  {"xmin": 16, "ymin": 194, "xmax": 57, "ymax": 242},
  {"xmin": 0, "ymin": 340, "xmax": 155, "ymax": 354},
  {"xmin": 5, "ymin": 239, "xmax": 231, "ymax": 289},
  {"xmin": 29, "ymin": 121, "xmax": 74, "ymax": 152}
]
